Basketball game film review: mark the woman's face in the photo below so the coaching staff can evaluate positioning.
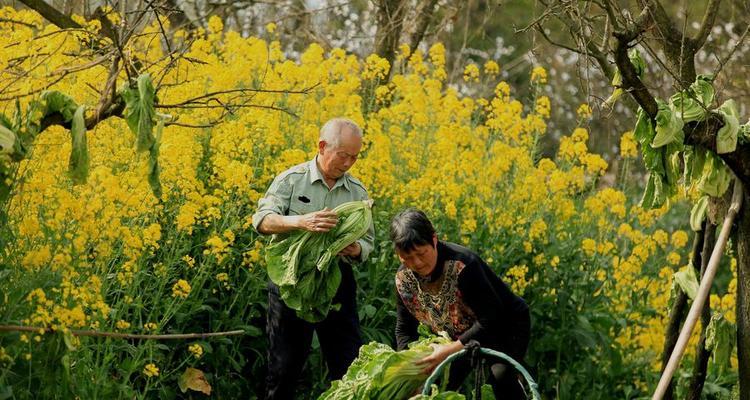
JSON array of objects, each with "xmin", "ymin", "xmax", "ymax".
[{"xmin": 395, "ymin": 235, "xmax": 438, "ymax": 277}]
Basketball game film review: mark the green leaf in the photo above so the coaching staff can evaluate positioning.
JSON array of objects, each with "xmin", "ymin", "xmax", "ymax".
[
  {"xmin": 652, "ymin": 101, "xmax": 684, "ymax": 148},
  {"xmin": 41, "ymin": 91, "xmax": 78, "ymax": 122},
  {"xmin": 673, "ymin": 264, "xmax": 699, "ymax": 300},
  {"xmin": 266, "ymin": 200, "xmax": 373, "ymax": 322},
  {"xmin": 697, "ymin": 153, "xmax": 732, "ymax": 197},
  {"xmin": 320, "ymin": 336, "xmax": 452, "ymax": 400},
  {"xmin": 640, "ymin": 174, "xmax": 656, "ymax": 209},
  {"xmin": 716, "ymin": 99, "xmax": 739, "ymax": 154},
  {"xmin": 121, "ymin": 74, "xmax": 156, "ymax": 152},
  {"xmin": 690, "ymin": 196, "xmax": 709, "ymax": 231},
  {"xmin": 705, "ymin": 313, "xmax": 736, "ymax": 373},
  {"xmin": 68, "ymin": 105, "xmax": 89, "ymax": 184}
]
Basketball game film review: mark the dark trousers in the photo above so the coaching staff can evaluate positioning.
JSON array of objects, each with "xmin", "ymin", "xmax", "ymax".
[
  {"xmin": 264, "ymin": 262, "xmax": 362, "ymax": 400},
  {"xmin": 447, "ymin": 309, "xmax": 531, "ymax": 399}
]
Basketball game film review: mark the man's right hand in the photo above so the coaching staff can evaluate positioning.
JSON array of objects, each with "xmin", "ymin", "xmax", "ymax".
[{"xmin": 296, "ymin": 208, "xmax": 338, "ymax": 233}]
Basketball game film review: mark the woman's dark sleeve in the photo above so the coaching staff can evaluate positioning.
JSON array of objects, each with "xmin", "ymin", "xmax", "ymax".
[
  {"xmin": 395, "ymin": 292, "xmax": 419, "ymax": 350},
  {"xmin": 456, "ymin": 259, "xmax": 504, "ymax": 345}
]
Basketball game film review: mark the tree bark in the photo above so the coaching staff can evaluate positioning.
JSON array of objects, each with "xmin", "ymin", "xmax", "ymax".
[
  {"xmin": 17, "ymin": 0, "xmax": 81, "ymax": 29},
  {"xmin": 408, "ymin": 0, "xmax": 439, "ymax": 54},
  {"xmin": 374, "ymin": 0, "xmax": 408, "ymax": 77},
  {"xmin": 737, "ymin": 189, "xmax": 750, "ymax": 399},
  {"xmin": 660, "ymin": 227, "xmax": 705, "ymax": 400},
  {"xmin": 687, "ymin": 223, "xmax": 717, "ymax": 400}
]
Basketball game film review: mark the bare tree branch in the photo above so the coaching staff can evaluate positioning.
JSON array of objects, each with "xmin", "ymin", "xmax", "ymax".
[
  {"xmin": 693, "ymin": 0, "xmax": 722, "ymax": 48},
  {"xmin": 17, "ymin": 0, "xmax": 82, "ymax": 29},
  {"xmin": 408, "ymin": 0, "xmax": 439, "ymax": 54}
]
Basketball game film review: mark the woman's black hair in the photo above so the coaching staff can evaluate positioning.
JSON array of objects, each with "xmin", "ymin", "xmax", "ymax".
[{"xmin": 390, "ymin": 208, "xmax": 436, "ymax": 252}]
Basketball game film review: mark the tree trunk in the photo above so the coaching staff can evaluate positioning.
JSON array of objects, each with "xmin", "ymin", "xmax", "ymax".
[
  {"xmin": 408, "ymin": 0, "xmax": 439, "ymax": 54},
  {"xmin": 687, "ymin": 223, "xmax": 716, "ymax": 400},
  {"xmin": 737, "ymin": 189, "xmax": 750, "ymax": 399},
  {"xmin": 374, "ymin": 0, "xmax": 407, "ymax": 77},
  {"xmin": 660, "ymin": 227, "xmax": 705, "ymax": 400}
]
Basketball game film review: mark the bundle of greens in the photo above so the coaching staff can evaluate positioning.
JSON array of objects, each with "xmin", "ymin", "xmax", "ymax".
[
  {"xmin": 319, "ymin": 336, "xmax": 451, "ymax": 400},
  {"xmin": 408, "ymin": 385, "xmax": 467, "ymax": 400},
  {"xmin": 265, "ymin": 199, "xmax": 373, "ymax": 322},
  {"xmin": 633, "ymin": 74, "xmax": 746, "ymax": 213}
]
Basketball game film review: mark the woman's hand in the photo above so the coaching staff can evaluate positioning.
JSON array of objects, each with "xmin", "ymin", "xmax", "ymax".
[{"xmin": 416, "ymin": 340, "xmax": 465, "ymax": 374}]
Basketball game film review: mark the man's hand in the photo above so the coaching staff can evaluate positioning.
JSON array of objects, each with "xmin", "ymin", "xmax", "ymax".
[
  {"xmin": 338, "ymin": 242, "xmax": 361, "ymax": 258},
  {"xmin": 416, "ymin": 340, "xmax": 465, "ymax": 374},
  {"xmin": 297, "ymin": 208, "xmax": 338, "ymax": 233}
]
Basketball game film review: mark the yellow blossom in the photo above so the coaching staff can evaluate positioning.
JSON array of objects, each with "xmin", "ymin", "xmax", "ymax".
[
  {"xmin": 188, "ymin": 343, "xmax": 204, "ymax": 359},
  {"xmin": 143, "ymin": 363, "xmax": 160, "ymax": 378},
  {"xmin": 483, "ymin": 60, "xmax": 500, "ymax": 76},
  {"xmin": 530, "ymin": 66, "xmax": 548, "ymax": 84},
  {"xmin": 172, "ymin": 279, "xmax": 192, "ymax": 299}
]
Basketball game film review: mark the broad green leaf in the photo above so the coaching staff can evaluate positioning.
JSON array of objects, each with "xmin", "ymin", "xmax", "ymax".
[
  {"xmin": 652, "ymin": 101, "xmax": 684, "ymax": 148},
  {"xmin": 121, "ymin": 74, "xmax": 156, "ymax": 152},
  {"xmin": 320, "ymin": 336, "xmax": 452, "ymax": 400},
  {"xmin": 697, "ymin": 153, "xmax": 732, "ymax": 197},
  {"xmin": 690, "ymin": 196, "xmax": 709, "ymax": 231},
  {"xmin": 266, "ymin": 200, "xmax": 373, "ymax": 322},
  {"xmin": 41, "ymin": 91, "xmax": 78, "ymax": 122},
  {"xmin": 716, "ymin": 99, "xmax": 739, "ymax": 154},
  {"xmin": 705, "ymin": 313, "xmax": 735, "ymax": 373},
  {"xmin": 673, "ymin": 264, "xmax": 699, "ymax": 300},
  {"xmin": 68, "ymin": 105, "xmax": 89, "ymax": 184},
  {"xmin": 0, "ymin": 125, "xmax": 16, "ymax": 157},
  {"xmin": 640, "ymin": 174, "xmax": 656, "ymax": 209}
]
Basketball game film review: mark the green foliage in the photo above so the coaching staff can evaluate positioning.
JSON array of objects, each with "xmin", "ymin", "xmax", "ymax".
[
  {"xmin": 120, "ymin": 74, "xmax": 162, "ymax": 198},
  {"xmin": 319, "ymin": 336, "xmax": 451, "ymax": 400},
  {"xmin": 266, "ymin": 200, "xmax": 373, "ymax": 322},
  {"xmin": 634, "ymin": 74, "xmax": 749, "ymax": 209}
]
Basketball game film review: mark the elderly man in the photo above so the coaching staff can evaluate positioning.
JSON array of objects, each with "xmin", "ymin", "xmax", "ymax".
[{"xmin": 252, "ymin": 118, "xmax": 375, "ymax": 400}]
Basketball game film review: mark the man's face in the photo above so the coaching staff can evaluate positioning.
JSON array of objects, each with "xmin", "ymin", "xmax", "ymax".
[
  {"xmin": 318, "ymin": 127, "xmax": 362, "ymax": 180},
  {"xmin": 395, "ymin": 236, "xmax": 438, "ymax": 277}
]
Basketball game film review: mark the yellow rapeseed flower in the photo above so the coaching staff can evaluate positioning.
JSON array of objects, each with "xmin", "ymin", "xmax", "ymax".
[
  {"xmin": 188, "ymin": 343, "xmax": 203, "ymax": 359},
  {"xmin": 530, "ymin": 66, "xmax": 548, "ymax": 84},
  {"xmin": 143, "ymin": 363, "xmax": 159, "ymax": 378},
  {"xmin": 172, "ymin": 279, "xmax": 192, "ymax": 299}
]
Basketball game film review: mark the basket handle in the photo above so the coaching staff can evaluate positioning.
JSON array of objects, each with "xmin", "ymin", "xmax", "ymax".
[{"xmin": 420, "ymin": 347, "xmax": 541, "ymax": 399}]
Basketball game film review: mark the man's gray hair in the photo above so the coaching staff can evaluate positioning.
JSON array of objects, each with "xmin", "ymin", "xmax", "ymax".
[{"xmin": 319, "ymin": 118, "xmax": 363, "ymax": 148}]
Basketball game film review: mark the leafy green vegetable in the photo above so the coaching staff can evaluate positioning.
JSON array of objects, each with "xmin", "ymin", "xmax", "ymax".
[
  {"xmin": 603, "ymin": 49, "xmax": 645, "ymax": 109},
  {"xmin": 689, "ymin": 195, "xmax": 709, "ymax": 231},
  {"xmin": 652, "ymin": 100, "xmax": 684, "ymax": 148},
  {"xmin": 716, "ymin": 99, "xmax": 739, "ymax": 154},
  {"xmin": 120, "ymin": 74, "xmax": 162, "ymax": 198},
  {"xmin": 319, "ymin": 336, "xmax": 451, "ymax": 400},
  {"xmin": 705, "ymin": 313, "xmax": 736, "ymax": 374},
  {"xmin": 673, "ymin": 263, "xmax": 699, "ymax": 300},
  {"xmin": 408, "ymin": 385, "xmax": 466, "ymax": 400},
  {"xmin": 121, "ymin": 74, "xmax": 156, "ymax": 152},
  {"xmin": 696, "ymin": 151, "xmax": 732, "ymax": 197},
  {"xmin": 68, "ymin": 106, "xmax": 89, "ymax": 184},
  {"xmin": 266, "ymin": 200, "xmax": 373, "ymax": 322},
  {"xmin": 669, "ymin": 74, "xmax": 714, "ymax": 123}
]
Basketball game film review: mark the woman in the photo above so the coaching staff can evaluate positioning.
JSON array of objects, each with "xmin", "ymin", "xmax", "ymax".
[{"xmin": 391, "ymin": 208, "xmax": 531, "ymax": 399}]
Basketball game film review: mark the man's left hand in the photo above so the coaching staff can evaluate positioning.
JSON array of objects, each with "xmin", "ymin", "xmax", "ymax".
[{"xmin": 338, "ymin": 242, "xmax": 361, "ymax": 258}]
